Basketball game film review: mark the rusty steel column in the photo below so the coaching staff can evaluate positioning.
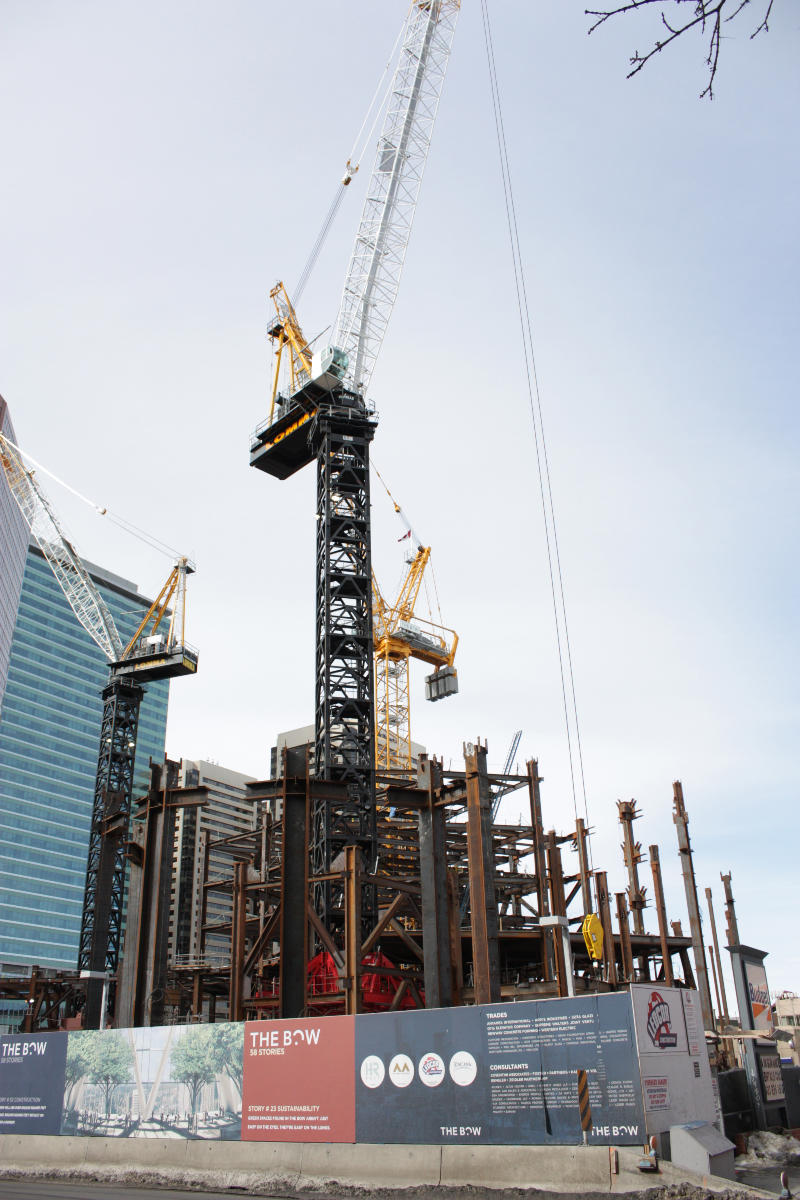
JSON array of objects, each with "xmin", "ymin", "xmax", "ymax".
[
  {"xmin": 116, "ymin": 759, "xmax": 207, "ymax": 1029},
  {"xmin": 344, "ymin": 845, "xmax": 362, "ymax": 1015},
  {"xmin": 229, "ymin": 859, "xmax": 247, "ymax": 1022},
  {"xmin": 465, "ymin": 740, "xmax": 501, "ymax": 1005},
  {"xmin": 618, "ymin": 801, "xmax": 646, "ymax": 934},
  {"xmin": 191, "ymin": 970, "xmax": 203, "ymax": 1020},
  {"xmin": 721, "ymin": 872, "xmax": 740, "ymax": 947},
  {"xmin": 615, "ymin": 892, "xmax": 633, "ymax": 983},
  {"xmin": 706, "ymin": 886, "xmax": 730, "ymax": 1024},
  {"xmin": 649, "ymin": 844, "xmax": 674, "ymax": 987},
  {"xmin": 575, "ymin": 818, "xmax": 593, "ymax": 917},
  {"xmin": 527, "ymin": 760, "xmax": 549, "ymax": 919},
  {"xmin": 594, "ymin": 871, "xmax": 617, "ymax": 985},
  {"xmin": 447, "ymin": 868, "xmax": 464, "ymax": 1005},
  {"xmin": 279, "ymin": 750, "xmax": 309, "ymax": 1019},
  {"xmin": 708, "ymin": 943, "xmax": 723, "ymax": 1026},
  {"xmin": 546, "ymin": 831, "xmax": 568, "ymax": 996},
  {"xmin": 417, "ymin": 755, "xmax": 453, "ymax": 1008},
  {"xmin": 527, "ymin": 759, "xmax": 552, "ymax": 982},
  {"xmin": 673, "ymin": 781, "xmax": 714, "ymax": 1030}
]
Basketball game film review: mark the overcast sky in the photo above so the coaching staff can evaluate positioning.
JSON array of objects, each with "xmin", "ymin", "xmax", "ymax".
[{"xmin": 2, "ymin": 2, "xmax": 798, "ymax": 1003}]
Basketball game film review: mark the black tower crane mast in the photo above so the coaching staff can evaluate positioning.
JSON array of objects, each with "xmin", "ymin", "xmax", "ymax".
[{"xmin": 250, "ymin": 0, "xmax": 460, "ymax": 938}]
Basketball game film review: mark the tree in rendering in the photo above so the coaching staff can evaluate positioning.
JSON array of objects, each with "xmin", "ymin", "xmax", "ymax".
[
  {"xmin": 63, "ymin": 1033, "xmax": 93, "ymax": 1112},
  {"xmin": 209, "ymin": 1022, "xmax": 244, "ymax": 1101},
  {"xmin": 170, "ymin": 1027, "xmax": 218, "ymax": 1117},
  {"xmin": 85, "ymin": 1032, "xmax": 134, "ymax": 1118}
]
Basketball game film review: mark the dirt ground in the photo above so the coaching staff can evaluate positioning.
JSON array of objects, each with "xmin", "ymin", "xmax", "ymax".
[{"xmin": 0, "ymin": 1173, "xmax": 775, "ymax": 1200}]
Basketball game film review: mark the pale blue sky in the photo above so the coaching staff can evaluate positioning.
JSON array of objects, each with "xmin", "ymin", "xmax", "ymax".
[{"xmin": 2, "ymin": 2, "xmax": 797, "ymax": 1001}]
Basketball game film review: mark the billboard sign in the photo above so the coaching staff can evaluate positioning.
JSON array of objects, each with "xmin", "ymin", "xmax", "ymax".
[
  {"xmin": 744, "ymin": 961, "xmax": 774, "ymax": 1038},
  {"xmin": 0, "ymin": 1033, "xmax": 67, "ymax": 1135}
]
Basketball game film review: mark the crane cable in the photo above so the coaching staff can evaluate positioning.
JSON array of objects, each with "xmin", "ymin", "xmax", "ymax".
[
  {"xmin": 2, "ymin": 436, "xmax": 184, "ymax": 562},
  {"xmin": 479, "ymin": 0, "xmax": 593, "ymax": 866},
  {"xmin": 294, "ymin": 10, "xmax": 409, "ymax": 306},
  {"xmin": 371, "ymin": 459, "xmax": 446, "ymax": 628}
]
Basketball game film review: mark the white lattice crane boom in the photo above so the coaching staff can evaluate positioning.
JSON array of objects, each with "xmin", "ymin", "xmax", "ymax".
[
  {"xmin": 0, "ymin": 434, "xmax": 123, "ymax": 662},
  {"xmin": 331, "ymin": 0, "xmax": 461, "ymax": 396},
  {"xmin": 251, "ymin": 0, "xmax": 461, "ymax": 478}
]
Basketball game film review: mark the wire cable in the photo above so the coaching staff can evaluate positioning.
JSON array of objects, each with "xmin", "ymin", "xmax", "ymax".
[
  {"xmin": 4, "ymin": 436, "xmax": 184, "ymax": 562},
  {"xmin": 480, "ymin": 0, "xmax": 593, "ymax": 867},
  {"xmin": 294, "ymin": 11, "xmax": 408, "ymax": 306}
]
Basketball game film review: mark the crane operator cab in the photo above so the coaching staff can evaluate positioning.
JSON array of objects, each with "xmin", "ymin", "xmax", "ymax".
[{"xmin": 311, "ymin": 344, "xmax": 349, "ymax": 391}]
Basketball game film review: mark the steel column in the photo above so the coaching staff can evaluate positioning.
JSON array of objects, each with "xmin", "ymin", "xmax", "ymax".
[
  {"xmin": 229, "ymin": 860, "xmax": 247, "ymax": 1022},
  {"xmin": 417, "ymin": 756, "xmax": 453, "ymax": 1008},
  {"xmin": 278, "ymin": 761, "xmax": 310, "ymax": 1018},
  {"xmin": 464, "ymin": 741, "xmax": 500, "ymax": 1005},
  {"xmin": 649, "ymin": 844, "xmax": 674, "ymax": 986},
  {"xmin": 594, "ymin": 871, "xmax": 617, "ymax": 985},
  {"xmin": 672, "ymin": 781, "xmax": 714, "ymax": 1030},
  {"xmin": 615, "ymin": 892, "xmax": 634, "ymax": 983},
  {"xmin": 344, "ymin": 845, "xmax": 362, "ymax": 1015},
  {"xmin": 721, "ymin": 871, "xmax": 740, "ymax": 947},
  {"xmin": 705, "ymin": 886, "xmax": 729, "ymax": 1024}
]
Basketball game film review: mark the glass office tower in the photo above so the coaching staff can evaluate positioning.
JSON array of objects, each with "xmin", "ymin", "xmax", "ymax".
[
  {"xmin": 0, "ymin": 398, "xmax": 29, "ymax": 718},
  {"xmin": 0, "ymin": 547, "xmax": 170, "ymax": 970}
]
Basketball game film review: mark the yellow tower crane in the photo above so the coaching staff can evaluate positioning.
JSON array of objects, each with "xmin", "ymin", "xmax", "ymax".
[{"xmin": 372, "ymin": 484, "xmax": 458, "ymax": 776}]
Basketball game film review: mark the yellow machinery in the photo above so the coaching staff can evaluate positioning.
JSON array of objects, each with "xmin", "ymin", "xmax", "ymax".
[
  {"xmin": 582, "ymin": 913, "xmax": 604, "ymax": 961},
  {"xmin": 372, "ymin": 519, "xmax": 458, "ymax": 775}
]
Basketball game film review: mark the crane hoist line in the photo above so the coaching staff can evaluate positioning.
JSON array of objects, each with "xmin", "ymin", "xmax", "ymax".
[
  {"xmin": 249, "ymin": 0, "xmax": 459, "ymax": 939},
  {"xmin": 0, "ymin": 433, "xmax": 197, "ymax": 1029}
]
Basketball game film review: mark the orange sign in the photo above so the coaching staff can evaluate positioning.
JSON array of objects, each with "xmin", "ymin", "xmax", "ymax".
[{"xmin": 241, "ymin": 1016, "xmax": 355, "ymax": 1142}]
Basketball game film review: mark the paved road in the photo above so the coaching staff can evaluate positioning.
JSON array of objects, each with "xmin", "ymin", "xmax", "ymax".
[{"xmin": 0, "ymin": 1184, "xmax": 295, "ymax": 1200}]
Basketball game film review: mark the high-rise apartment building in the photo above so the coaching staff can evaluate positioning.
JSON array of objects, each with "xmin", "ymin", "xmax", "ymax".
[
  {"xmin": 0, "ymin": 398, "xmax": 29, "ymax": 719},
  {"xmin": 171, "ymin": 760, "xmax": 256, "ymax": 968},
  {"xmin": 0, "ymin": 547, "xmax": 170, "ymax": 971}
]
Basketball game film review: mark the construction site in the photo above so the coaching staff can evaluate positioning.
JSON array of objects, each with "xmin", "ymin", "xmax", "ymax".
[
  {"xmin": 0, "ymin": 0, "xmax": 760, "ymax": 1049},
  {"xmin": 0, "ymin": 0, "xmax": 796, "ymax": 1192}
]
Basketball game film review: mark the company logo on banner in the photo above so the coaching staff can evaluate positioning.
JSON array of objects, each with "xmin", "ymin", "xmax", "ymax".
[{"xmin": 645, "ymin": 992, "xmax": 678, "ymax": 1049}]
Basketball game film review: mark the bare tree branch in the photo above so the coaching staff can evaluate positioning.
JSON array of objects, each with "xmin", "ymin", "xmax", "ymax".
[{"xmin": 585, "ymin": 0, "xmax": 776, "ymax": 98}]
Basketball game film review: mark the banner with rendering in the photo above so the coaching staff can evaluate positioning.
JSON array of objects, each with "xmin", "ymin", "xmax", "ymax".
[{"xmin": 1, "ymin": 993, "xmax": 647, "ymax": 1145}]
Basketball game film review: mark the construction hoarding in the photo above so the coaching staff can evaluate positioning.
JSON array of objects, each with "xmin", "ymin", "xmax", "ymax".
[{"xmin": 2, "ymin": 991, "xmax": 727, "ymax": 1145}]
